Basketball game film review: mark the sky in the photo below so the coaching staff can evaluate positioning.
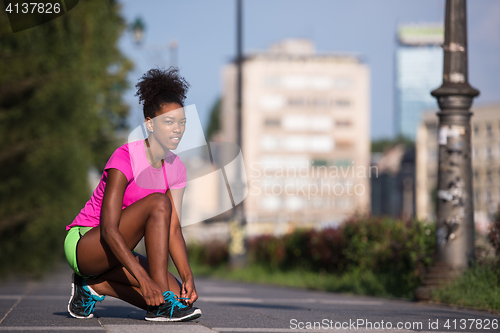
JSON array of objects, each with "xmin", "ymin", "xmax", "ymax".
[{"xmin": 118, "ymin": 0, "xmax": 500, "ymax": 140}]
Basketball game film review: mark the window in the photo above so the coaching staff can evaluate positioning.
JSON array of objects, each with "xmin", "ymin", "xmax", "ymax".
[
  {"xmin": 428, "ymin": 149, "xmax": 438, "ymax": 160},
  {"xmin": 335, "ymin": 99, "xmax": 351, "ymax": 108},
  {"xmin": 309, "ymin": 116, "xmax": 332, "ymax": 131},
  {"xmin": 260, "ymin": 197, "xmax": 281, "ymax": 211},
  {"xmin": 310, "ymin": 76, "xmax": 332, "ymax": 90},
  {"xmin": 312, "ymin": 98, "xmax": 328, "ymax": 107},
  {"xmin": 473, "ymin": 169, "xmax": 479, "ymax": 181},
  {"xmin": 261, "ymin": 156, "xmax": 283, "ymax": 168},
  {"xmin": 280, "ymin": 115, "xmax": 332, "ymax": 131},
  {"xmin": 282, "ymin": 75, "xmax": 307, "ymax": 90},
  {"xmin": 260, "ymin": 95, "xmax": 286, "ymax": 111},
  {"xmin": 260, "ymin": 135, "xmax": 280, "ymax": 151},
  {"xmin": 335, "ymin": 120, "xmax": 352, "ymax": 127},
  {"xmin": 283, "ymin": 115, "xmax": 307, "ymax": 131},
  {"xmin": 310, "ymin": 197, "xmax": 327, "ymax": 209},
  {"xmin": 335, "ymin": 140, "xmax": 353, "ymax": 149},
  {"xmin": 487, "ymin": 124, "xmax": 493, "ymax": 137},
  {"xmin": 312, "ymin": 159, "xmax": 328, "ymax": 167},
  {"xmin": 287, "ymin": 97, "xmax": 330, "ymax": 109},
  {"xmin": 487, "ymin": 169, "xmax": 492, "ymax": 182},
  {"xmin": 334, "ymin": 159, "xmax": 351, "ymax": 167},
  {"xmin": 283, "ymin": 135, "xmax": 307, "ymax": 152},
  {"xmin": 285, "ymin": 156, "xmax": 309, "ymax": 167},
  {"xmin": 263, "ymin": 76, "xmax": 281, "ymax": 88},
  {"xmin": 288, "ymin": 98, "xmax": 305, "ymax": 107},
  {"xmin": 487, "ymin": 147, "xmax": 493, "ymax": 160},
  {"xmin": 309, "ymin": 136, "xmax": 334, "ymax": 152},
  {"xmin": 264, "ymin": 118, "xmax": 281, "ymax": 127},
  {"xmin": 285, "ymin": 196, "xmax": 305, "ymax": 211},
  {"xmin": 473, "ymin": 125, "xmax": 479, "ymax": 135},
  {"xmin": 334, "ymin": 77, "xmax": 354, "ymax": 89},
  {"xmin": 335, "ymin": 197, "xmax": 352, "ymax": 209}
]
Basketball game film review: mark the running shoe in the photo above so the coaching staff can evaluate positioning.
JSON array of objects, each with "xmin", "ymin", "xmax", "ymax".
[
  {"xmin": 145, "ymin": 291, "xmax": 202, "ymax": 322},
  {"xmin": 68, "ymin": 273, "xmax": 105, "ymax": 319}
]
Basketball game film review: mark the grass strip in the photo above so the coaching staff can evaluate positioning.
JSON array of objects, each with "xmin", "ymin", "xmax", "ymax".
[
  {"xmin": 189, "ymin": 262, "xmax": 414, "ymax": 299},
  {"xmin": 185, "ymin": 261, "xmax": 500, "ymax": 311},
  {"xmin": 431, "ymin": 264, "xmax": 500, "ymax": 311}
]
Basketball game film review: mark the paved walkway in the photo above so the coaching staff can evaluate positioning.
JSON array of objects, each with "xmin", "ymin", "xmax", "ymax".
[{"xmin": 0, "ymin": 264, "xmax": 498, "ymax": 332}]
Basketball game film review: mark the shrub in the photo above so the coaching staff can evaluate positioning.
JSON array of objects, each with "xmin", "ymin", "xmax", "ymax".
[
  {"xmin": 488, "ymin": 214, "xmax": 500, "ymax": 260},
  {"xmin": 248, "ymin": 235, "xmax": 286, "ymax": 268},
  {"xmin": 304, "ymin": 228, "xmax": 345, "ymax": 272},
  {"xmin": 247, "ymin": 228, "xmax": 346, "ymax": 273},
  {"xmin": 341, "ymin": 216, "xmax": 435, "ymax": 292},
  {"xmin": 187, "ymin": 241, "xmax": 229, "ymax": 267},
  {"xmin": 246, "ymin": 217, "xmax": 435, "ymax": 296}
]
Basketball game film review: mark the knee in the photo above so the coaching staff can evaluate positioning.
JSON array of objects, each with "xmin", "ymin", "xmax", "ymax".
[{"xmin": 148, "ymin": 193, "xmax": 172, "ymax": 217}]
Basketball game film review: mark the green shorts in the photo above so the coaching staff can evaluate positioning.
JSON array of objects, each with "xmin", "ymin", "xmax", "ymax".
[{"xmin": 64, "ymin": 226, "xmax": 93, "ymax": 278}]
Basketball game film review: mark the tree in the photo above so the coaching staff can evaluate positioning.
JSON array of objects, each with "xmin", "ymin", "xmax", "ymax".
[
  {"xmin": 371, "ymin": 134, "xmax": 414, "ymax": 153},
  {"xmin": 0, "ymin": 0, "xmax": 132, "ymax": 276},
  {"xmin": 206, "ymin": 97, "xmax": 221, "ymax": 141}
]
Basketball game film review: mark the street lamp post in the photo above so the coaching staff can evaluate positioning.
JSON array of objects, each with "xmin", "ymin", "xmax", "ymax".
[
  {"xmin": 169, "ymin": 39, "xmax": 178, "ymax": 68},
  {"xmin": 415, "ymin": 0, "xmax": 479, "ymax": 300},
  {"xmin": 228, "ymin": 0, "xmax": 247, "ymax": 267},
  {"xmin": 130, "ymin": 17, "xmax": 145, "ymax": 46}
]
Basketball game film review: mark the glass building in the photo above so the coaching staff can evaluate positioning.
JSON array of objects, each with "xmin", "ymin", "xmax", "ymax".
[{"xmin": 396, "ymin": 23, "xmax": 444, "ymax": 141}]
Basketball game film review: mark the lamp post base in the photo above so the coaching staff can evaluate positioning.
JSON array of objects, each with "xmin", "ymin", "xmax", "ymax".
[{"xmin": 415, "ymin": 262, "xmax": 464, "ymax": 300}]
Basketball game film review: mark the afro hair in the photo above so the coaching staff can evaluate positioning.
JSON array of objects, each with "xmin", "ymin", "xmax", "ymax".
[{"xmin": 135, "ymin": 67, "xmax": 190, "ymax": 119}]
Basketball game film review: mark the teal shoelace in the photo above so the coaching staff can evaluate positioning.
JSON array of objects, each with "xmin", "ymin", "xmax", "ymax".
[
  {"xmin": 82, "ymin": 285, "xmax": 105, "ymax": 316},
  {"xmin": 162, "ymin": 291, "xmax": 190, "ymax": 318}
]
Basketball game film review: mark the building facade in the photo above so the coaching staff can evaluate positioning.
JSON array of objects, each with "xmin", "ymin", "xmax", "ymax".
[
  {"xmin": 371, "ymin": 145, "xmax": 416, "ymax": 219},
  {"xmin": 220, "ymin": 39, "xmax": 371, "ymax": 235},
  {"xmin": 416, "ymin": 105, "xmax": 500, "ymax": 233},
  {"xmin": 396, "ymin": 23, "xmax": 444, "ymax": 141}
]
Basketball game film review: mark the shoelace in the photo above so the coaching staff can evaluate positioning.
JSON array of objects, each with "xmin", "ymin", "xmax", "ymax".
[
  {"xmin": 162, "ymin": 291, "xmax": 189, "ymax": 318},
  {"xmin": 174, "ymin": 295, "xmax": 190, "ymax": 305},
  {"xmin": 82, "ymin": 293, "xmax": 104, "ymax": 316}
]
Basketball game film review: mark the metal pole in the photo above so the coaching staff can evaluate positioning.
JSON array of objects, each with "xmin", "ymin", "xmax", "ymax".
[
  {"xmin": 229, "ymin": 0, "xmax": 247, "ymax": 267},
  {"xmin": 236, "ymin": 0, "xmax": 242, "ymax": 152},
  {"xmin": 416, "ymin": 0, "xmax": 479, "ymax": 300},
  {"xmin": 169, "ymin": 39, "xmax": 178, "ymax": 68}
]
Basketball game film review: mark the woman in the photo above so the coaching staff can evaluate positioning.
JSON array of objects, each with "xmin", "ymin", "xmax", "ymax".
[{"xmin": 63, "ymin": 68, "xmax": 201, "ymax": 322}]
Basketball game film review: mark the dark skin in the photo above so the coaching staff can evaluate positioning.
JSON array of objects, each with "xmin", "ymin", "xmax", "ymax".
[{"xmin": 76, "ymin": 103, "xmax": 197, "ymax": 310}]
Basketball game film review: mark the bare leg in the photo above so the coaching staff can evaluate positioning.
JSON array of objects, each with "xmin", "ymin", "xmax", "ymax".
[{"xmin": 76, "ymin": 193, "xmax": 179, "ymax": 305}]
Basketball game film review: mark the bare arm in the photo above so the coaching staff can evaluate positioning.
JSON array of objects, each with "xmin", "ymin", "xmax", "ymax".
[
  {"xmin": 100, "ymin": 168, "xmax": 163, "ymax": 306},
  {"xmin": 166, "ymin": 188, "xmax": 198, "ymax": 304}
]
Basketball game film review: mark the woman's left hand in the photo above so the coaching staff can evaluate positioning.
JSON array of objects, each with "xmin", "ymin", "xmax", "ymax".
[{"xmin": 181, "ymin": 277, "xmax": 198, "ymax": 306}]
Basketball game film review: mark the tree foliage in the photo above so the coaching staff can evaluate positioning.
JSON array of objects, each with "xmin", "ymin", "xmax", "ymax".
[
  {"xmin": 371, "ymin": 134, "xmax": 414, "ymax": 153},
  {"xmin": 206, "ymin": 97, "xmax": 221, "ymax": 141},
  {"xmin": 0, "ymin": 0, "xmax": 132, "ymax": 276}
]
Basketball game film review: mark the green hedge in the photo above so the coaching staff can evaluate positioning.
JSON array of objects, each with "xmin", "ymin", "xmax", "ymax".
[{"xmin": 187, "ymin": 217, "xmax": 436, "ymax": 297}]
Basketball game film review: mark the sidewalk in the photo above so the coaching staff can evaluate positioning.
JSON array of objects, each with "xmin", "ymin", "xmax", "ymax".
[{"xmin": 1, "ymin": 263, "xmax": 499, "ymax": 332}]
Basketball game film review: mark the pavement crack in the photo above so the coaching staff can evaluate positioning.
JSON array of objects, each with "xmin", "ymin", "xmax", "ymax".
[
  {"xmin": 97, "ymin": 317, "xmax": 110, "ymax": 333},
  {"xmin": 0, "ymin": 296, "xmax": 22, "ymax": 325},
  {"xmin": 0, "ymin": 283, "xmax": 35, "ymax": 325}
]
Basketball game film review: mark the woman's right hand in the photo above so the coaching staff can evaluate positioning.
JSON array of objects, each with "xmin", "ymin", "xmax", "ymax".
[{"xmin": 139, "ymin": 276, "xmax": 164, "ymax": 307}]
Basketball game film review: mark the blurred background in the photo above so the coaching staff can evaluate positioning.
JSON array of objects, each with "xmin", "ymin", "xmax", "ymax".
[{"xmin": 1, "ymin": 0, "xmax": 499, "ymax": 304}]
